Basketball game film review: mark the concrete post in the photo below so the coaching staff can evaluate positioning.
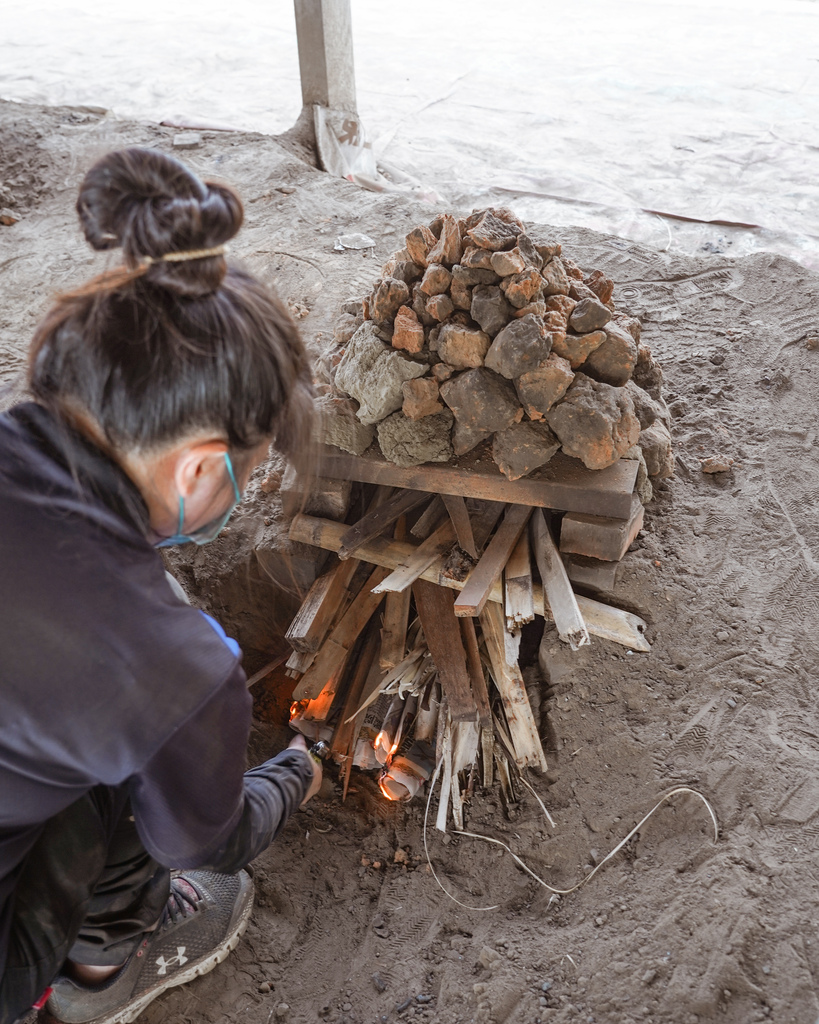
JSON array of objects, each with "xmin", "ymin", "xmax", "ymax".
[{"xmin": 294, "ymin": 0, "xmax": 357, "ymax": 113}]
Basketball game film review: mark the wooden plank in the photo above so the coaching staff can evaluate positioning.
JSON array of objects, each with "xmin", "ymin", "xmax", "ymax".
[
  {"xmin": 468, "ymin": 499, "xmax": 507, "ymax": 551},
  {"xmin": 372, "ymin": 520, "xmax": 456, "ymax": 594},
  {"xmin": 413, "ymin": 579, "xmax": 478, "ymax": 722},
  {"xmin": 410, "ymin": 495, "xmax": 446, "ymax": 539},
  {"xmin": 338, "ymin": 489, "xmax": 430, "ymax": 560},
  {"xmin": 292, "ymin": 566, "xmax": 388, "ymax": 699},
  {"xmin": 285, "ymin": 558, "xmax": 359, "ymax": 653},
  {"xmin": 559, "ymin": 492, "xmax": 645, "ymax": 562},
  {"xmin": 531, "ymin": 509, "xmax": 590, "ymax": 651},
  {"xmin": 317, "ymin": 445, "xmax": 639, "ymax": 519},
  {"xmin": 441, "ymin": 493, "xmax": 477, "ymax": 558},
  {"xmin": 330, "ymin": 620, "xmax": 380, "ymax": 757},
  {"xmin": 288, "ymin": 514, "xmax": 651, "ymax": 651},
  {"xmin": 504, "ymin": 529, "xmax": 534, "ymax": 630},
  {"xmin": 379, "ymin": 517, "xmax": 412, "ymax": 671},
  {"xmin": 459, "ymin": 616, "xmax": 492, "ymax": 729},
  {"xmin": 454, "ymin": 505, "xmax": 532, "ymax": 618}
]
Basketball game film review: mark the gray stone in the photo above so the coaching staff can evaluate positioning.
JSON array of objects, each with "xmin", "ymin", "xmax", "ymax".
[
  {"xmin": 452, "ymin": 420, "xmax": 492, "ymax": 456},
  {"xmin": 440, "ymin": 368, "xmax": 523, "ymax": 434},
  {"xmin": 341, "ymin": 297, "xmax": 365, "ymax": 316},
  {"xmin": 335, "ymin": 323, "xmax": 427, "ymax": 425},
  {"xmin": 546, "ymin": 374, "xmax": 640, "ymax": 470},
  {"xmin": 370, "ymin": 277, "xmax": 410, "ymax": 324},
  {"xmin": 622, "ymin": 444, "xmax": 653, "ymax": 504},
  {"xmin": 612, "ymin": 310, "xmax": 642, "ymax": 343},
  {"xmin": 452, "ymin": 264, "xmax": 500, "ymax": 287},
  {"xmin": 582, "ymin": 322, "xmax": 638, "ymax": 387},
  {"xmin": 551, "ymin": 330, "xmax": 607, "ymax": 369},
  {"xmin": 569, "ymin": 297, "xmax": 612, "ymax": 333},
  {"xmin": 632, "ymin": 343, "xmax": 663, "ymax": 401},
  {"xmin": 377, "ymin": 409, "xmax": 454, "ymax": 467},
  {"xmin": 490, "ymin": 248, "xmax": 525, "ymax": 277},
  {"xmin": 318, "ymin": 394, "xmax": 376, "ymax": 455},
  {"xmin": 437, "ymin": 323, "xmax": 491, "ymax": 369},
  {"xmin": 466, "ymin": 210, "xmax": 519, "ymax": 251},
  {"xmin": 515, "ymin": 233, "xmax": 544, "ymax": 270},
  {"xmin": 471, "ymin": 285, "xmax": 513, "ymax": 337},
  {"xmin": 569, "ymin": 280, "xmax": 598, "ymax": 302},
  {"xmin": 529, "ymin": 234, "xmax": 562, "ymax": 261},
  {"xmin": 624, "ymin": 380, "xmax": 662, "ymax": 430},
  {"xmin": 540, "ymin": 256, "xmax": 570, "ymax": 296},
  {"xmin": 391, "ymin": 260, "xmax": 424, "ymax": 286},
  {"xmin": 485, "ymin": 314, "xmax": 552, "ymax": 379},
  {"xmin": 515, "ymin": 352, "xmax": 574, "ymax": 420},
  {"xmin": 638, "ymin": 419, "xmax": 675, "ymax": 478},
  {"xmin": 492, "ymin": 422, "xmax": 560, "ymax": 481},
  {"xmin": 461, "ymin": 247, "xmax": 495, "ymax": 270}
]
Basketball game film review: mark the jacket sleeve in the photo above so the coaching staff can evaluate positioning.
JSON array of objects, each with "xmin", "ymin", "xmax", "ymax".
[{"xmin": 128, "ymin": 663, "xmax": 314, "ymax": 873}]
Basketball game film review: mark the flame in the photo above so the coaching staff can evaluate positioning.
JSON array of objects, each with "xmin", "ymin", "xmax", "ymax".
[
  {"xmin": 290, "ymin": 700, "xmax": 308, "ymax": 721},
  {"xmin": 379, "ymin": 774, "xmax": 400, "ymax": 801}
]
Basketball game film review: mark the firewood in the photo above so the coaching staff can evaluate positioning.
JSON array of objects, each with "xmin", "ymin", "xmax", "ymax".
[
  {"xmin": 454, "ymin": 504, "xmax": 532, "ymax": 617},
  {"xmin": 341, "ymin": 653, "xmax": 387, "ymax": 800},
  {"xmin": 285, "ymin": 648, "xmax": 315, "ymax": 677},
  {"xmin": 441, "ymin": 493, "xmax": 477, "ymax": 558},
  {"xmin": 331, "ymin": 619, "xmax": 379, "ymax": 758},
  {"xmin": 468, "ymin": 499, "xmax": 507, "ymax": 551},
  {"xmin": 288, "ymin": 514, "xmax": 650, "ymax": 652},
  {"xmin": 480, "ymin": 601, "xmax": 548, "ymax": 772},
  {"xmin": 458, "ymin": 616, "xmax": 492, "ymax": 730},
  {"xmin": 372, "ymin": 520, "xmax": 456, "ymax": 594},
  {"xmin": 284, "ymin": 558, "xmax": 359, "ymax": 654},
  {"xmin": 413, "ymin": 579, "xmax": 478, "ymax": 722},
  {"xmin": 379, "ymin": 519, "xmax": 412, "ymax": 671},
  {"xmin": 410, "ymin": 495, "xmax": 446, "ymax": 539},
  {"xmin": 338, "ymin": 489, "xmax": 430, "ymax": 559},
  {"xmin": 504, "ymin": 530, "xmax": 534, "ymax": 631},
  {"xmin": 292, "ymin": 565, "xmax": 388, "ymax": 700},
  {"xmin": 436, "ymin": 714, "xmax": 454, "ymax": 833},
  {"xmin": 530, "ymin": 509, "xmax": 590, "ymax": 651}
]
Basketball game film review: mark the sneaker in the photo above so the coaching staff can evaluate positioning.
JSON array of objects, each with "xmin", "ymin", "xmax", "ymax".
[{"xmin": 43, "ymin": 870, "xmax": 254, "ymax": 1024}]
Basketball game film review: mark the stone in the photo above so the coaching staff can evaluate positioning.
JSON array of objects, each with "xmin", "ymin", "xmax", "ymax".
[
  {"xmin": 632, "ymin": 343, "xmax": 663, "ymax": 401},
  {"xmin": 419, "ymin": 263, "xmax": 453, "ymax": 296},
  {"xmin": 452, "ymin": 264, "xmax": 500, "ymax": 287},
  {"xmin": 450, "ymin": 276, "xmax": 472, "ymax": 310},
  {"xmin": 492, "ymin": 421, "xmax": 560, "ymax": 481},
  {"xmin": 405, "ymin": 225, "xmax": 437, "ymax": 267},
  {"xmin": 544, "ymin": 294, "xmax": 577, "ymax": 320},
  {"xmin": 425, "ymin": 293, "xmax": 455, "ymax": 321},
  {"xmin": 559, "ymin": 493, "xmax": 645, "ymax": 562},
  {"xmin": 485, "ymin": 314, "xmax": 552, "ymax": 379},
  {"xmin": 0, "ymin": 208, "xmax": 20, "ymax": 226},
  {"xmin": 402, "ymin": 377, "xmax": 444, "ymax": 420},
  {"xmin": 275, "ymin": 1003, "xmax": 290, "ymax": 1019},
  {"xmin": 563, "ymin": 553, "xmax": 619, "ymax": 594},
  {"xmin": 612, "ymin": 310, "xmax": 642, "ymax": 342},
  {"xmin": 335, "ymin": 322, "xmax": 427, "ymax": 424},
  {"xmin": 471, "ymin": 285, "xmax": 514, "ymax": 336},
  {"xmin": 701, "ymin": 455, "xmax": 734, "ymax": 473},
  {"xmin": 515, "ymin": 233, "xmax": 543, "ymax": 270},
  {"xmin": 318, "ymin": 394, "xmax": 376, "ymax": 455},
  {"xmin": 530, "ymin": 234, "xmax": 562, "ymax": 260},
  {"xmin": 452, "ymin": 420, "xmax": 492, "ymax": 455},
  {"xmin": 551, "ymin": 330, "xmax": 607, "ymax": 369},
  {"xmin": 392, "ymin": 305, "xmax": 425, "ymax": 354},
  {"xmin": 542, "ymin": 310, "xmax": 568, "ymax": 332},
  {"xmin": 490, "ymin": 248, "xmax": 526, "ymax": 276},
  {"xmin": 569, "ymin": 297, "xmax": 612, "ymax": 333},
  {"xmin": 377, "ymin": 409, "xmax": 454, "ymax": 467},
  {"xmin": 622, "ymin": 444, "xmax": 653, "ymax": 503},
  {"xmin": 440, "ymin": 368, "xmax": 523, "ymax": 434},
  {"xmin": 341, "ymin": 297, "xmax": 364, "ymax": 316},
  {"xmin": 427, "ymin": 214, "xmax": 463, "ymax": 267},
  {"xmin": 333, "ymin": 314, "xmax": 359, "ymax": 346},
  {"xmin": 428, "ymin": 325, "xmax": 441, "ymax": 352},
  {"xmin": 624, "ymin": 380, "xmax": 662, "ymax": 430},
  {"xmin": 541, "ymin": 256, "xmax": 570, "ymax": 296},
  {"xmin": 569, "ymin": 280, "xmax": 598, "ymax": 302},
  {"xmin": 432, "ymin": 362, "xmax": 453, "ymax": 383},
  {"xmin": 638, "ymin": 419, "xmax": 674, "ymax": 478},
  {"xmin": 513, "ymin": 301, "xmax": 547, "ymax": 319},
  {"xmin": 391, "ymin": 260, "xmax": 423, "ymax": 286},
  {"xmin": 561, "ymin": 256, "xmax": 584, "ymax": 280},
  {"xmin": 583, "ymin": 322, "xmax": 638, "ymax": 386},
  {"xmin": 515, "ymin": 352, "xmax": 574, "ymax": 419},
  {"xmin": 437, "ymin": 323, "xmax": 491, "ymax": 369},
  {"xmin": 411, "ymin": 284, "xmax": 436, "ymax": 327},
  {"xmin": 584, "ymin": 269, "xmax": 614, "ymax": 304},
  {"xmin": 546, "ymin": 374, "xmax": 640, "ymax": 470},
  {"xmin": 501, "ymin": 268, "xmax": 542, "ymax": 309},
  {"xmin": 466, "ymin": 210, "xmax": 519, "ymax": 251},
  {"xmin": 370, "ymin": 277, "xmax": 410, "ymax": 325},
  {"xmin": 461, "ymin": 247, "xmax": 495, "ymax": 270}
]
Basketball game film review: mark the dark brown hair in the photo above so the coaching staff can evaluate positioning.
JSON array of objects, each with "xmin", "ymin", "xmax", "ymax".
[{"xmin": 28, "ymin": 147, "xmax": 313, "ymax": 460}]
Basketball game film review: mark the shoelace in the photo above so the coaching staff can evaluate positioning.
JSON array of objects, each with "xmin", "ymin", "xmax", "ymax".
[{"xmin": 160, "ymin": 877, "xmax": 202, "ymax": 927}]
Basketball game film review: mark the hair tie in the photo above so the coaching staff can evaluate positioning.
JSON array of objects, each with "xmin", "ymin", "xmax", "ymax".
[{"xmin": 140, "ymin": 244, "xmax": 229, "ymax": 266}]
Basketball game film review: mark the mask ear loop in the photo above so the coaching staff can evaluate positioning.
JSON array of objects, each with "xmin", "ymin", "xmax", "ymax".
[{"xmin": 224, "ymin": 453, "xmax": 241, "ymax": 503}]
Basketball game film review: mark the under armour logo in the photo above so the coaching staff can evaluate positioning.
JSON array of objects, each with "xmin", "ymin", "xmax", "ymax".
[{"xmin": 156, "ymin": 947, "xmax": 189, "ymax": 975}]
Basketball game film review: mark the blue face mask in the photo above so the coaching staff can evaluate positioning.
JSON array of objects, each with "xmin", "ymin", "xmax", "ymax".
[{"xmin": 155, "ymin": 453, "xmax": 242, "ymax": 548}]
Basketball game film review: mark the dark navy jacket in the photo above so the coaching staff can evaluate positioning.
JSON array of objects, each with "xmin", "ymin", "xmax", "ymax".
[{"xmin": 0, "ymin": 403, "xmax": 312, "ymax": 971}]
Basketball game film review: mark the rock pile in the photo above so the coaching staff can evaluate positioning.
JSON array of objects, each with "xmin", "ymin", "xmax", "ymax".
[{"xmin": 325, "ymin": 208, "xmax": 674, "ymax": 490}]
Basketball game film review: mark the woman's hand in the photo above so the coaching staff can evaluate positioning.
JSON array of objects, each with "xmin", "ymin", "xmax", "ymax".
[{"xmin": 288, "ymin": 734, "xmax": 323, "ymax": 806}]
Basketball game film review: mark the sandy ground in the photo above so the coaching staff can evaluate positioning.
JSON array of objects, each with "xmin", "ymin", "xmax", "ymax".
[{"xmin": 4, "ymin": 100, "xmax": 819, "ymax": 1024}]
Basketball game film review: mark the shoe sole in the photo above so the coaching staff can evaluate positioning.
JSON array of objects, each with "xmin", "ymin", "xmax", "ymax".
[{"xmin": 47, "ymin": 890, "xmax": 254, "ymax": 1024}]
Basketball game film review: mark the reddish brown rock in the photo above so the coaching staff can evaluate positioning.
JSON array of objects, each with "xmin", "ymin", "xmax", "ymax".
[
  {"xmin": 530, "ymin": 235, "xmax": 562, "ymax": 261},
  {"xmin": 546, "ymin": 374, "xmax": 640, "ymax": 470},
  {"xmin": 432, "ymin": 362, "xmax": 453, "ymax": 383},
  {"xmin": 513, "ymin": 300, "xmax": 547, "ymax": 319},
  {"xmin": 471, "ymin": 285, "xmax": 513, "ymax": 337},
  {"xmin": 632, "ymin": 343, "xmax": 662, "ymax": 401},
  {"xmin": 419, "ymin": 263, "xmax": 452, "ymax": 296},
  {"xmin": 569, "ymin": 280, "xmax": 598, "ymax": 302},
  {"xmin": 501, "ymin": 268, "xmax": 543, "ymax": 309},
  {"xmin": 561, "ymin": 256, "xmax": 585, "ymax": 281},
  {"xmin": 543, "ymin": 310, "xmax": 568, "ymax": 332},
  {"xmin": 411, "ymin": 284, "xmax": 436, "ymax": 327},
  {"xmin": 485, "ymin": 314, "xmax": 552, "ymax": 379},
  {"xmin": 569, "ymin": 297, "xmax": 612, "ymax": 333},
  {"xmin": 582, "ymin": 322, "xmax": 638, "ymax": 386},
  {"xmin": 449, "ymin": 276, "xmax": 472, "ymax": 311},
  {"xmin": 370, "ymin": 277, "xmax": 410, "ymax": 324},
  {"xmin": 405, "ymin": 225, "xmax": 437, "ymax": 268},
  {"xmin": 492, "ymin": 421, "xmax": 561, "ymax": 481},
  {"xmin": 515, "ymin": 352, "xmax": 574, "ymax": 419},
  {"xmin": 402, "ymin": 377, "xmax": 444, "ymax": 420},
  {"xmin": 466, "ymin": 210, "xmax": 519, "ymax": 251},
  {"xmin": 541, "ymin": 256, "xmax": 570, "ymax": 297},
  {"xmin": 427, "ymin": 214, "xmax": 463, "ymax": 267},
  {"xmin": 425, "ymin": 293, "xmax": 455, "ymax": 322},
  {"xmin": 584, "ymin": 269, "xmax": 614, "ymax": 304},
  {"xmin": 612, "ymin": 310, "xmax": 642, "ymax": 343},
  {"xmin": 437, "ymin": 323, "xmax": 491, "ymax": 370},
  {"xmin": 392, "ymin": 305, "xmax": 425, "ymax": 354},
  {"xmin": 440, "ymin": 368, "xmax": 523, "ymax": 434},
  {"xmin": 461, "ymin": 247, "xmax": 495, "ymax": 270},
  {"xmin": 452, "ymin": 421, "xmax": 491, "ymax": 456},
  {"xmin": 551, "ymin": 330, "xmax": 606, "ymax": 369},
  {"xmin": 390, "ymin": 260, "xmax": 424, "ymax": 286},
  {"xmin": 544, "ymin": 294, "xmax": 577, "ymax": 320},
  {"xmin": 490, "ymin": 248, "xmax": 526, "ymax": 276}
]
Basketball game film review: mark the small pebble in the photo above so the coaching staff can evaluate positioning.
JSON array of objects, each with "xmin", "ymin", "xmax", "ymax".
[
  {"xmin": 416, "ymin": 994, "xmax": 433, "ymax": 1004},
  {"xmin": 396, "ymin": 996, "xmax": 413, "ymax": 1012},
  {"xmin": 642, "ymin": 969, "xmax": 656, "ymax": 985},
  {"xmin": 372, "ymin": 973, "xmax": 387, "ymax": 993},
  {"xmin": 342, "ymin": 1002, "xmax": 352, "ymax": 1012},
  {"xmin": 727, "ymin": 697, "xmax": 737, "ymax": 708},
  {"xmin": 716, "ymin": 630, "xmax": 730, "ymax": 641},
  {"xmin": 275, "ymin": 1004, "xmax": 289, "ymax": 1019},
  {"xmin": 258, "ymin": 981, "xmax": 271, "ymax": 994}
]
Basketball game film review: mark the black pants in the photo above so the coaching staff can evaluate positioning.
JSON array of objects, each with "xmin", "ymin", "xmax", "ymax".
[{"xmin": 0, "ymin": 786, "xmax": 170, "ymax": 1024}]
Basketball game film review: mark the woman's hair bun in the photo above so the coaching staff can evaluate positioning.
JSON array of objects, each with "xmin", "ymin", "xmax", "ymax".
[{"xmin": 76, "ymin": 148, "xmax": 243, "ymax": 297}]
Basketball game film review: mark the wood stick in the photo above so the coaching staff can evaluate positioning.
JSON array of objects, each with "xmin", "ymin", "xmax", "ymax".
[
  {"xmin": 413, "ymin": 579, "xmax": 477, "ymax": 722},
  {"xmin": 372, "ymin": 520, "xmax": 456, "ymax": 594},
  {"xmin": 338, "ymin": 489, "xmax": 430, "ymax": 559},
  {"xmin": 441, "ymin": 493, "xmax": 477, "ymax": 558},
  {"xmin": 480, "ymin": 601, "xmax": 548, "ymax": 772},
  {"xmin": 504, "ymin": 530, "xmax": 534, "ymax": 631},
  {"xmin": 410, "ymin": 495, "xmax": 446, "ymax": 539},
  {"xmin": 288, "ymin": 514, "xmax": 650, "ymax": 652},
  {"xmin": 436, "ymin": 716, "xmax": 453, "ymax": 833},
  {"xmin": 481, "ymin": 727, "xmax": 494, "ymax": 788},
  {"xmin": 331, "ymin": 620, "xmax": 379, "ymax": 756},
  {"xmin": 292, "ymin": 566, "xmax": 388, "ymax": 700},
  {"xmin": 454, "ymin": 504, "xmax": 532, "ymax": 618},
  {"xmin": 285, "ymin": 558, "xmax": 360, "ymax": 653},
  {"xmin": 468, "ymin": 499, "xmax": 507, "ymax": 552},
  {"xmin": 342, "ymin": 653, "xmax": 386, "ymax": 800},
  {"xmin": 285, "ymin": 649, "xmax": 315, "ymax": 677},
  {"xmin": 530, "ymin": 508, "xmax": 590, "ymax": 651},
  {"xmin": 459, "ymin": 616, "xmax": 492, "ymax": 729},
  {"xmin": 379, "ymin": 518, "xmax": 412, "ymax": 671}
]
